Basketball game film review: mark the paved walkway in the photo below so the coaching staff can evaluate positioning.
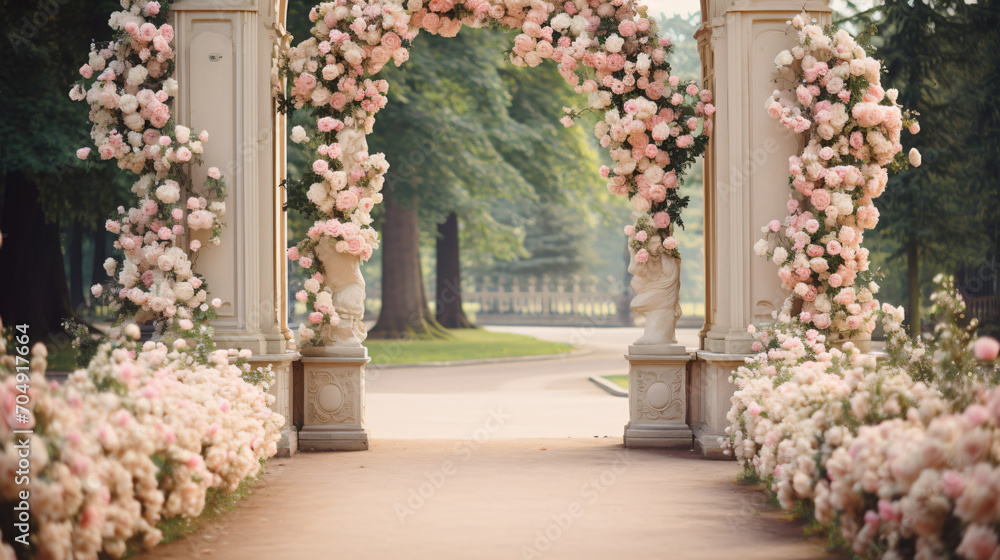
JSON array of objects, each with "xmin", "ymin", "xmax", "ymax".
[
  {"xmin": 364, "ymin": 327, "xmax": 696, "ymax": 439},
  {"xmin": 141, "ymin": 327, "xmax": 841, "ymax": 559},
  {"xmin": 144, "ymin": 439, "xmax": 839, "ymax": 560}
]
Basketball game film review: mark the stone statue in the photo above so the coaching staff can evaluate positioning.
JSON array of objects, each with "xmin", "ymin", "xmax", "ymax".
[
  {"xmin": 313, "ymin": 238, "xmax": 367, "ymax": 347},
  {"xmin": 628, "ymin": 246, "xmax": 683, "ymax": 347}
]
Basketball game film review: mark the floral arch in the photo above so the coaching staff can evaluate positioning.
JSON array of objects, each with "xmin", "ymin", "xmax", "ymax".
[{"xmin": 275, "ymin": 0, "xmax": 715, "ymax": 346}]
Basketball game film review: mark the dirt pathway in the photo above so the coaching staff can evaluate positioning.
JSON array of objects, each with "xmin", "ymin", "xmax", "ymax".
[{"xmin": 143, "ymin": 439, "xmax": 841, "ymax": 560}]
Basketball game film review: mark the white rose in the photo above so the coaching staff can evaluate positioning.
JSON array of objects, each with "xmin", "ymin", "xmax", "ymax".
[
  {"xmin": 291, "ymin": 126, "xmax": 309, "ymax": 144},
  {"xmin": 753, "ymin": 239, "xmax": 768, "ymax": 257},
  {"xmin": 155, "ymin": 181, "xmax": 181, "ymax": 204}
]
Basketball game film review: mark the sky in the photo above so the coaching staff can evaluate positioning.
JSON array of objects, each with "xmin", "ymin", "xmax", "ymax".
[
  {"xmin": 638, "ymin": 0, "xmax": 875, "ymax": 21},
  {"xmin": 641, "ymin": 0, "xmax": 702, "ymax": 19}
]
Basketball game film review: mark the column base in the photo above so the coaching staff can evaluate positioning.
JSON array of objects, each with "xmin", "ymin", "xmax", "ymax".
[
  {"xmin": 692, "ymin": 425, "xmax": 730, "ymax": 460},
  {"xmin": 623, "ymin": 422, "xmax": 693, "ymax": 448},
  {"xmin": 298, "ymin": 426, "xmax": 368, "ymax": 451},
  {"xmin": 274, "ymin": 426, "xmax": 298, "ymax": 458}
]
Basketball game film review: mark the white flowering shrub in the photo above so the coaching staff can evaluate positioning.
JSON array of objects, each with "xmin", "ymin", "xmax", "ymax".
[
  {"xmin": 726, "ymin": 276, "xmax": 1000, "ymax": 558},
  {"xmin": 0, "ymin": 1, "xmax": 288, "ymax": 557}
]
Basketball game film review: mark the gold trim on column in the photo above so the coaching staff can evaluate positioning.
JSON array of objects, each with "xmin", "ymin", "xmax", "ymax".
[
  {"xmin": 273, "ymin": 1, "xmax": 292, "ymax": 342},
  {"xmin": 695, "ymin": 17, "xmax": 715, "ymax": 349}
]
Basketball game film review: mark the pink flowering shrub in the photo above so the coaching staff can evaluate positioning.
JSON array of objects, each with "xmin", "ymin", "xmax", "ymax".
[
  {"xmin": 0, "ymin": 329, "xmax": 283, "ymax": 558},
  {"xmin": 277, "ymin": 0, "xmax": 715, "ymax": 345},
  {"xmin": 753, "ymin": 13, "xmax": 921, "ymax": 344},
  {"xmin": 726, "ymin": 276, "xmax": 1000, "ymax": 558}
]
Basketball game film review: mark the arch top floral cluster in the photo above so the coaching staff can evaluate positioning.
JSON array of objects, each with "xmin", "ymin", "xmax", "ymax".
[
  {"xmin": 754, "ymin": 13, "xmax": 920, "ymax": 341},
  {"xmin": 277, "ymin": 0, "xmax": 714, "ymax": 276}
]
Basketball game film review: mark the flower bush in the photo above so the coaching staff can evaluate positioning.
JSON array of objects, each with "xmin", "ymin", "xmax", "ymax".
[
  {"xmin": 276, "ymin": 0, "xmax": 715, "ymax": 345},
  {"xmin": 71, "ymin": 0, "xmax": 229, "ymax": 339},
  {"xmin": 752, "ymin": 13, "xmax": 921, "ymax": 343},
  {"xmin": 726, "ymin": 277, "xmax": 1000, "ymax": 558},
  {"xmin": 0, "ymin": 326, "xmax": 283, "ymax": 559}
]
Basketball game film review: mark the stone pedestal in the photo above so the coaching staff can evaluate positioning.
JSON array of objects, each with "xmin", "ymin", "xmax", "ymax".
[
  {"xmin": 690, "ymin": 351, "xmax": 744, "ymax": 459},
  {"xmin": 248, "ymin": 353, "xmax": 299, "ymax": 457},
  {"xmin": 299, "ymin": 347, "xmax": 369, "ymax": 451},
  {"xmin": 623, "ymin": 345, "xmax": 694, "ymax": 448}
]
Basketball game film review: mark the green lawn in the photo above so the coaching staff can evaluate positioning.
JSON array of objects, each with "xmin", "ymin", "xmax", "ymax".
[
  {"xmin": 603, "ymin": 374, "xmax": 629, "ymax": 390},
  {"xmin": 366, "ymin": 328, "xmax": 573, "ymax": 365}
]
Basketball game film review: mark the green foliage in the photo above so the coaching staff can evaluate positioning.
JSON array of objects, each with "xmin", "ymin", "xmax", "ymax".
[{"xmin": 845, "ymin": 0, "xmax": 1000, "ymax": 323}]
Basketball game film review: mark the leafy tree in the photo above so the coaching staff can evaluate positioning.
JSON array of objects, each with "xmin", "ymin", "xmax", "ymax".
[
  {"xmin": 0, "ymin": 0, "xmax": 125, "ymax": 339},
  {"xmin": 846, "ymin": 1, "xmax": 992, "ymax": 336}
]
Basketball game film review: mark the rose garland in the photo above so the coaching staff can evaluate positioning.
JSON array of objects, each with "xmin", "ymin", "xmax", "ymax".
[
  {"xmin": 276, "ymin": 0, "xmax": 714, "ymax": 345},
  {"xmin": 70, "ymin": 0, "xmax": 230, "ymax": 339},
  {"xmin": 753, "ymin": 13, "xmax": 920, "ymax": 342}
]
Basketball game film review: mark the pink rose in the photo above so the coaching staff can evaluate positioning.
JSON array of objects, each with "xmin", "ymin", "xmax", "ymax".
[
  {"xmin": 287, "ymin": 247, "xmax": 300, "ymax": 261},
  {"xmin": 811, "ymin": 189, "xmax": 831, "ymax": 210},
  {"xmin": 76, "ymin": 147, "xmax": 91, "ymax": 160},
  {"xmin": 768, "ymin": 219, "xmax": 781, "ymax": 232},
  {"xmin": 635, "ymin": 249, "xmax": 649, "ymax": 263},
  {"xmin": 828, "ymin": 273, "xmax": 844, "ymax": 288},
  {"xmin": 974, "ymin": 337, "xmax": 1000, "ymax": 361},
  {"xmin": 662, "ymin": 237, "xmax": 679, "ymax": 250},
  {"xmin": 336, "ymin": 190, "xmax": 359, "ymax": 211},
  {"xmin": 624, "ymin": 225, "xmax": 635, "ymax": 236},
  {"xmin": 653, "ymin": 211, "xmax": 671, "ymax": 229},
  {"xmin": 635, "ymin": 230, "xmax": 648, "ymax": 242},
  {"xmin": 296, "ymin": 290, "xmax": 308, "ymax": 302},
  {"xmin": 298, "ymin": 257, "xmax": 313, "ymax": 269},
  {"xmin": 207, "ymin": 167, "xmax": 221, "ymax": 180},
  {"xmin": 308, "ymin": 312, "xmax": 324, "ymax": 324},
  {"xmin": 190, "ymin": 239, "xmax": 201, "ymax": 252},
  {"xmin": 312, "ymin": 159, "xmax": 329, "ymax": 174},
  {"xmin": 813, "ymin": 313, "xmax": 832, "ymax": 329}
]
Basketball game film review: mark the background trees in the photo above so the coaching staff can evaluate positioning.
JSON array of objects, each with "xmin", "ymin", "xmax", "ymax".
[
  {"xmin": 0, "ymin": 0, "xmax": 126, "ymax": 339},
  {"xmin": 844, "ymin": 0, "xmax": 1000, "ymax": 335}
]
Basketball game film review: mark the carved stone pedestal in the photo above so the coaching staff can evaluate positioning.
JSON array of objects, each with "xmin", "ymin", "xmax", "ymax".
[
  {"xmin": 299, "ymin": 347, "xmax": 369, "ymax": 451},
  {"xmin": 623, "ymin": 345, "xmax": 694, "ymax": 448}
]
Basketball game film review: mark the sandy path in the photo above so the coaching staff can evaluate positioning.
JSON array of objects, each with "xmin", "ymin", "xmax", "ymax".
[{"xmin": 142, "ymin": 439, "xmax": 840, "ymax": 560}]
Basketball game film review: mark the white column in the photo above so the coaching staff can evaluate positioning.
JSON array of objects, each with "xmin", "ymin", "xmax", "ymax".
[
  {"xmin": 172, "ymin": 0, "xmax": 288, "ymax": 356},
  {"xmin": 692, "ymin": 0, "xmax": 830, "ymax": 457}
]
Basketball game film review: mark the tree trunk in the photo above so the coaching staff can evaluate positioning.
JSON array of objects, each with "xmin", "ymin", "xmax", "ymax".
[
  {"xmin": 69, "ymin": 220, "xmax": 84, "ymax": 311},
  {"xmin": 435, "ymin": 212, "xmax": 474, "ymax": 329},
  {"xmin": 369, "ymin": 191, "xmax": 447, "ymax": 339},
  {"xmin": 907, "ymin": 237, "xmax": 920, "ymax": 338},
  {"xmin": 91, "ymin": 229, "xmax": 107, "ymax": 297},
  {"xmin": 0, "ymin": 171, "xmax": 79, "ymax": 340}
]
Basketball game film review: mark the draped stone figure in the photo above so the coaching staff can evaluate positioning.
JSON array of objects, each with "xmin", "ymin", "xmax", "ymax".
[
  {"xmin": 628, "ymin": 247, "xmax": 683, "ymax": 347},
  {"xmin": 313, "ymin": 239, "xmax": 367, "ymax": 347}
]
